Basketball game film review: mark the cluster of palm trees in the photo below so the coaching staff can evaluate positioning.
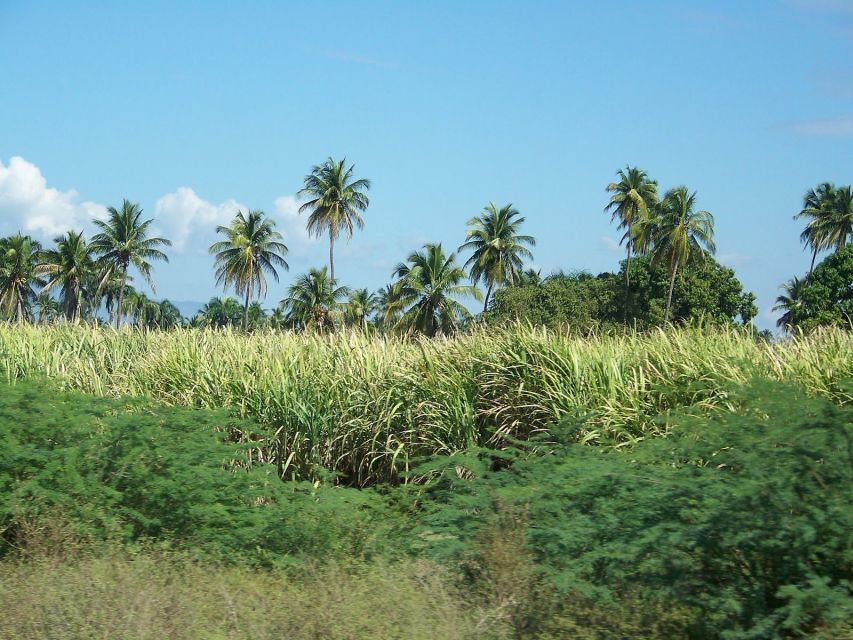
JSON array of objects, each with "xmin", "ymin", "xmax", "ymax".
[
  {"xmin": 6, "ymin": 154, "xmax": 842, "ymax": 334},
  {"xmin": 0, "ymin": 201, "xmax": 172, "ymax": 326},
  {"xmin": 205, "ymin": 157, "xmax": 537, "ymax": 335},
  {"xmin": 772, "ymin": 182, "xmax": 853, "ymax": 329},
  {"xmin": 604, "ymin": 166, "xmax": 716, "ymax": 324}
]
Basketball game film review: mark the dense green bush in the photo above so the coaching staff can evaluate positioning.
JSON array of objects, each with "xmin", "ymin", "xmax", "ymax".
[
  {"xmin": 486, "ymin": 255, "xmax": 757, "ymax": 329},
  {"xmin": 411, "ymin": 378, "xmax": 853, "ymax": 639},
  {"xmin": 1, "ymin": 376, "xmax": 851, "ymax": 638},
  {"xmin": 485, "ymin": 271, "xmax": 621, "ymax": 330},
  {"xmin": 787, "ymin": 245, "xmax": 853, "ymax": 331},
  {"xmin": 0, "ymin": 379, "xmax": 396, "ymax": 563}
]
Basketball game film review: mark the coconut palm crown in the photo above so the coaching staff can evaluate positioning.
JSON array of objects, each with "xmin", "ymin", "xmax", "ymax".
[
  {"xmin": 209, "ymin": 209, "xmax": 289, "ymax": 330},
  {"xmin": 90, "ymin": 199, "xmax": 171, "ymax": 328},
  {"xmin": 459, "ymin": 203, "xmax": 535, "ymax": 312},
  {"xmin": 298, "ymin": 157, "xmax": 370, "ymax": 283}
]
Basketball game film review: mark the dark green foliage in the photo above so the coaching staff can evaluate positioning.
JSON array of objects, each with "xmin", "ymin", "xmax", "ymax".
[
  {"xmin": 0, "ymin": 379, "xmax": 396, "ymax": 564},
  {"xmin": 411, "ymin": 379, "xmax": 852, "ymax": 639},
  {"xmin": 485, "ymin": 271, "xmax": 621, "ymax": 330},
  {"xmin": 486, "ymin": 256, "xmax": 756, "ymax": 329},
  {"xmin": 785, "ymin": 245, "xmax": 853, "ymax": 331},
  {"xmin": 622, "ymin": 254, "xmax": 757, "ymax": 326}
]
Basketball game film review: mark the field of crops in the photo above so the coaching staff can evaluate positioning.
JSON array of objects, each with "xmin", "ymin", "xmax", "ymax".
[{"xmin": 1, "ymin": 324, "xmax": 851, "ymax": 485}]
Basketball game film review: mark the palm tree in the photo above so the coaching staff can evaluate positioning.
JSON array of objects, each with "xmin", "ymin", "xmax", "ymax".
[
  {"xmin": 198, "ymin": 296, "xmax": 243, "ymax": 329},
  {"xmin": 90, "ymin": 199, "xmax": 171, "ymax": 328},
  {"xmin": 279, "ymin": 266, "xmax": 349, "ymax": 332},
  {"xmin": 209, "ymin": 209, "xmax": 289, "ymax": 331},
  {"xmin": 96, "ymin": 269, "xmax": 133, "ymax": 326},
  {"xmin": 651, "ymin": 187, "xmax": 716, "ymax": 325},
  {"xmin": 796, "ymin": 183, "xmax": 836, "ymax": 273},
  {"xmin": 459, "ymin": 203, "xmax": 535, "ymax": 312},
  {"xmin": 0, "ymin": 234, "xmax": 44, "ymax": 322},
  {"xmin": 298, "ymin": 157, "xmax": 370, "ymax": 283},
  {"xmin": 825, "ymin": 185, "xmax": 853, "ymax": 252},
  {"xmin": 125, "ymin": 290, "xmax": 162, "ymax": 328},
  {"xmin": 344, "ymin": 288, "xmax": 377, "ymax": 328},
  {"xmin": 375, "ymin": 281, "xmax": 406, "ymax": 330},
  {"xmin": 268, "ymin": 307, "xmax": 288, "ymax": 330},
  {"xmin": 36, "ymin": 230, "xmax": 95, "ymax": 322},
  {"xmin": 773, "ymin": 276, "xmax": 807, "ymax": 331},
  {"xmin": 35, "ymin": 291, "xmax": 60, "ymax": 325},
  {"xmin": 246, "ymin": 302, "xmax": 268, "ymax": 330},
  {"xmin": 157, "ymin": 300, "xmax": 183, "ymax": 329},
  {"xmin": 517, "ymin": 268, "xmax": 542, "ymax": 287},
  {"xmin": 605, "ymin": 167, "xmax": 659, "ymax": 309},
  {"xmin": 393, "ymin": 243, "xmax": 482, "ymax": 337}
]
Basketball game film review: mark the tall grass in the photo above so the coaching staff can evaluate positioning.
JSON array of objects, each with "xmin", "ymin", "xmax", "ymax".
[
  {"xmin": 1, "ymin": 324, "xmax": 850, "ymax": 484},
  {"xmin": 0, "ymin": 553, "xmax": 479, "ymax": 640}
]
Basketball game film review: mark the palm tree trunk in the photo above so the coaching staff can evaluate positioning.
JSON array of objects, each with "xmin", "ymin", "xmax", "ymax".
[
  {"xmin": 483, "ymin": 283, "xmax": 493, "ymax": 313},
  {"xmin": 15, "ymin": 294, "xmax": 24, "ymax": 323},
  {"xmin": 115, "ymin": 266, "xmax": 128, "ymax": 329},
  {"xmin": 329, "ymin": 235, "xmax": 335, "ymax": 284},
  {"xmin": 623, "ymin": 240, "xmax": 632, "ymax": 323},
  {"xmin": 809, "ymin": 247, "xmax": 818, "ymax": 275},
  {"xmin": 242, "ymin": 286, "xmax": 251, "ymax": 332},
  {"xmin": 664, "ymin": 261, "xmax": 678, "ymax": 326}
]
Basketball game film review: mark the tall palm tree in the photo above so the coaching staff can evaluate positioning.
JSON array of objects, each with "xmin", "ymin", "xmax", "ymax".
[
  {"xmin": 209, "ymin": 209, "xmax": 289, "ymax": 331},
  {"xmin": 773, "ymin": 276, "xmax": 807, "ymax": 331},
  {"xmin": 344, "ymin": 288, "xmax": 377, "ymax": 328},
  {"xmin": 279, "ymin": 266, "xmax": 349, "ymax": 332},
  {"xmin": 91, "ymin": 199, "xmax": 171, "ymax": 328},
  {"xmin": 605, "ymin": 166, "xmax": 659, "ymax": 307},
  {"xmin": 298, "ymin": 157, "xmax": 370, "ymax": 283},
  {"xmin": 825, "ymin": 185, "xmax": 853, "ymax": 251},
  {"xmin": 393, "ymin": 243, "xmax": 482, "ymax": 337},
  {"xmin": 0, "ymin": 234, "xmax": 44, "ymax": 322},
  {"xmin": 459, "ymin": 203, "xmax": 535, "ymax": 312},
  {"xmin": 795, "ymin": 183, "xmax": 836, "ymax": 273},
  {"xmin": 651, "ymin": 187, "xmax": 716, "ymax": 325},
  {"xmin": 36, "ymin": 230, "xmax": 95, "ymax": 322},
  {"xmin": 98, "ymin": 269, "xmax": 133, "ymax": 326}
]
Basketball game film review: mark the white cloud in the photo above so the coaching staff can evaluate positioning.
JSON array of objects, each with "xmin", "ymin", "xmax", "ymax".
[
  {"xmin": 153, "ymin": 189, "xmax": 321, "ymax": 256},
  {"xmin": 273, "ymin": 195, "xmax": 318, "ymax": 255},
  {"xmin": 0, "ymin": 156, "xmax": 106, "ymax": 238},
  {"xmin": 783, "ymin": 113, "xmax": 853, "ymax": 137},
  {"xmin": 153, "ymin": 187, "xmax": 244, "ymax": 252}
]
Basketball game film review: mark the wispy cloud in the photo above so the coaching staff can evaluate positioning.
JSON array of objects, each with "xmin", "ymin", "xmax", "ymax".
[{"xmin": 781, "ymin": 113, "xmax": 853, "ymax": 137}]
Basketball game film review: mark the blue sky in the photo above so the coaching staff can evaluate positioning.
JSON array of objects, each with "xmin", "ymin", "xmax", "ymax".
[{"xmin": 1, "ymin": 1, "xmax": 851, "ymax": 328}]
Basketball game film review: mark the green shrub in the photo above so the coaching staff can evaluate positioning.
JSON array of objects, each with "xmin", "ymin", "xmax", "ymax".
[
  {"xmin": 411, "ymin": 378, "xmax": 853, "ymax": 639},
  {"xmin": 0, "ymin": 379, "xmax": 398, "ymax": 563}
]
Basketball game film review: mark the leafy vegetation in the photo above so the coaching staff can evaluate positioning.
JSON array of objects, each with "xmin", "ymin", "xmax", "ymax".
[
  {"xmin": 409, "ymin": 378, "xmax": 853, "ymax": 639},
  {"xmin": 0, "ymin": 324, "xmax": 850, "ymax": 485},
  {"xmin": 0, "ymin": 376, "xmax": 849, "ymax": 639},
  {"xmin": 775, "ymin": 244, "xmax": 853, "ymax": 332},
  {"xmin": 487, "ymin": 255, "xmax": 756, "ymax": 330}
]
